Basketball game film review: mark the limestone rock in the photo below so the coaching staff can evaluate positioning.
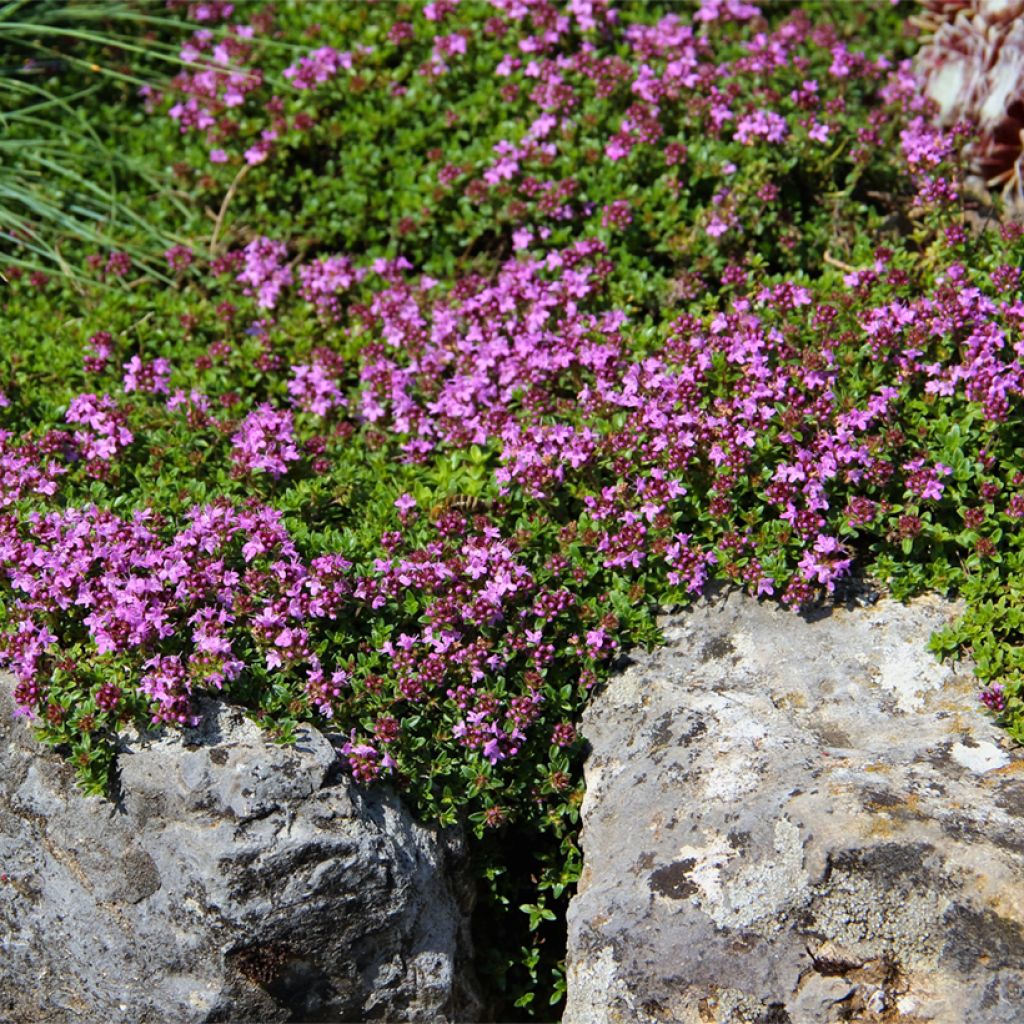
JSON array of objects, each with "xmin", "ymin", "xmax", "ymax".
[
  {"xmin": 565, "ymin": 590, "xmax": 1024, "ymax": 1024},
  {"xmin": 0, "ymin": 682, "xmax": 480, "ymax": 1023}
]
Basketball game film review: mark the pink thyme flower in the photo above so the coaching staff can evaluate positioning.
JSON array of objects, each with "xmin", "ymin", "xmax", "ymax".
[
  {"xmin": 288, "ymin": 363, "xmax": 344, "ymax": 416},
  {"xmin": 230, "ymin": 404, "xmax": 301, "ymax": 478},
  {"xmin": 65, "ymin": 393, "xmax": 133, "ymax": 461},
  {"xmin": 284, "ymin": 46, "xmax": 350, "ymax": 89},
  {"xmin": 122, "ymin": 356, "xmax": 171, "ymax": 395},
  {"xmin": 235, "ymin": 236, "xmax": 292, "ymax": 310}
]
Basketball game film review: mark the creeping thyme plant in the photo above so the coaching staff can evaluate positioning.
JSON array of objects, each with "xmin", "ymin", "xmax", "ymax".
[{"xmin": 3, "ymin": 0, "xmax": 1024, "ymax": 1015}]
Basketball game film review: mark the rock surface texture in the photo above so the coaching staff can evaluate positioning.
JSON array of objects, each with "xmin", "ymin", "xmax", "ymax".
[
  {"xmin": 0, "ymin": 684, "xmax": 479, "ymax": 1024},
  {"xmin": 565, "ymin": 590, "xmax": 1024, "ymax": 1024}
]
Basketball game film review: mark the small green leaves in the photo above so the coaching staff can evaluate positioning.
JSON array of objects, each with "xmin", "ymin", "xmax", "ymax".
[{"xmin": 519, "ymin": 901, "xmax": 557, "ymax": 932}]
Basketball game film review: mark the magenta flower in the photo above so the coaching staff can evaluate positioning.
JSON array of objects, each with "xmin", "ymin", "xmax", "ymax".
[
  {"xmin": 288, "ymin": 363, "xmax": 344, "ymax": 416},
  {"xmin": 139, "ymin": 655, "xmax": 197, "ymax": 726},
  {"xmin": 230, "ymin": 404, "xmax": 301, "ymax": 478},
  {"xmin": 164, "ymin": 245, "xmax": 194, "ymax": 271},
  {"xmin": 122, "ymin": 356, "xmax": 172, "ymax": 395},
  {"xmin": 979, "ymin": 684, "xmax": 1008, "ymax": 713},
  {"xmin": 341, "ymin": 732, "xmax": 385, "ymax": 782},
  {"xmin": 235, "ymin": 236, "xmax": 292, "ymax": 310},
  {"xmin": 552, "ymin": 722, "xmax": 576, "ymax": 747},
  {"xmin": 734, "ymin": 109, "xmax": 789, "ymax": 145},
  {"xmin": 65, "ymin": 393, "xmax": 133, "ymax": 462},
  {"xmin": 284, "ymin": 46, "xmax": 350, "ymax": 89},
  {"xmin": 105, "ymin": 252, "xmax": 131, "ymax": 278}
]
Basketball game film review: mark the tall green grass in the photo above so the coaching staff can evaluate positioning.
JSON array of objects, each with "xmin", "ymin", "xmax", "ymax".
[{"xmin": 0, "ymin": 0, "xmax": 200, "ymax": 283}]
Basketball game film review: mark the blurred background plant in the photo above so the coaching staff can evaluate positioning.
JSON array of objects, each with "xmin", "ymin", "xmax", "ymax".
[
  {"xmin": 0, "ymin": 0, "xmax": 206, "ymax": 284},
  {"xmin": 914, "ymin": 0, "xmax": 1024, "ymax": 205}
]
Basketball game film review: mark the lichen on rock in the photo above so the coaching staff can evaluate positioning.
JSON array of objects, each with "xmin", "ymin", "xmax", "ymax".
[{"xmin": 564, "ymin": 590, "xmax": 1024, "ymax": 1024}]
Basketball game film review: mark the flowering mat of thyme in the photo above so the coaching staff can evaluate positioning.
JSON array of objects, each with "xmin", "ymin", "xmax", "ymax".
[{"xmin": 2, "ymin": 0, "xmax": 1024, "ymax": 1015}]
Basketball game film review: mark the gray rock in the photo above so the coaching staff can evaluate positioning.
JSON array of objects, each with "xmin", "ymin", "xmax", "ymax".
[
  {"xmin": 0, "ymin": 682, "xmax": 480, "ymax": 1023},
  {"xmin": 565, "ymin": 589, "xmax": 1024, "ymax": 1024}
]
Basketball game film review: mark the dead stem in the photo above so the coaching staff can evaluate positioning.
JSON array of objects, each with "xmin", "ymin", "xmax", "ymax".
[
  {"xmin": 823, "ymin": 252, "xmax": 861, "ymax": 274},
  {"xmin": 209, "ymin": 163, "xmax": 251, "ymax": 258}
]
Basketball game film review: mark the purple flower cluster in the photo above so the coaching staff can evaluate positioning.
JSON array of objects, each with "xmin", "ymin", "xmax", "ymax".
[
  {"xmin": 284, "ymin": 46, "xmax": 351, "ymax": 90},
  {"xmin": 0, "ymin": 431, "xmax": 66, "ymax": 508},
  {"xmin": 65, "ymin": 394, "xmax": 134, "ymax": 463},
  {"xmin": 298, "ymin": 256, "xmax": 361, "ymax": 318},
  {"xmin": 183, "ymin": 208, "xmax": 1024, "ymax": 624},
  {"xmin": 167, "ymin": 29, "xmax": 262, "ymax": 138},
  {"xmin": 0, "ymin": 478, "xmax": 618, "ymax": 776},
  {"xmin": 7, "ymin": 0, "xmax": 1021, "ymax": 822},
  {"xmin": 230, "ymin": 405, "xmax": 301, "ymax": 478},
  {"xmin": 236, "ymin": 237, "xmax": 292, "ymax": 310},
  {"xmin": 123, "ymin": 356, "xmax": 172, "ymax": 395},
  {"xmin": 979, "ymin": 683, "xmax": 1007, "ymax": 714},
  {"xmin": 288, "ymin": 363, "xmax": 345, "ymax": 417},
  {"xmin": 0, "ymin": 502, "xmax": 354, "ymax": 725},
  {"xmin": 153, "ymin": 4, "xmax": 323, "ymax": 166}
]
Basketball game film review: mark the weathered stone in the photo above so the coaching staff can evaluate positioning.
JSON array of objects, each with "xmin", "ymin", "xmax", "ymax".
[
  {"xmin": 565, "ymin": 589, "xmax": 1024, "ymax": 1024},
  {"xmin": 0, "ymin": 681, "xmax": 480, "ymax": 1023}
]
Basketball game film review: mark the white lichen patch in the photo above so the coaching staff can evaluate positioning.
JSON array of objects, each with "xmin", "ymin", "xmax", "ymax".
[
  {"xmin": 670, "ymin": 833, "xmax": 738, "ymax": 909},
  {"xmin": 677, "ymin": 820, "xmax": 808, "ymax": 933},
  {"xmin": 717, "ymin": 818, "xmax": 808, "ymax": 933},
  {"xmin": 809, "ymin": 864, "xmax": 947, "ymax": 964},
  {"xmin": 950, "ymin": 740, "xmax": 1010, "ymax": 774},
  {"xmin": 700, "ymin": 754, "xmax": 764, "ymax": 801},
  {"xmin": 694, "ymin": 691, "xmax": 773, "ymax": 749},
  {"xmin": 565, "ymin": 945, "xmax": 659, "ymax": 1024},
  {"xmin": 874, "ymin": 636, "xmax": 953, "ymax": 713}
]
